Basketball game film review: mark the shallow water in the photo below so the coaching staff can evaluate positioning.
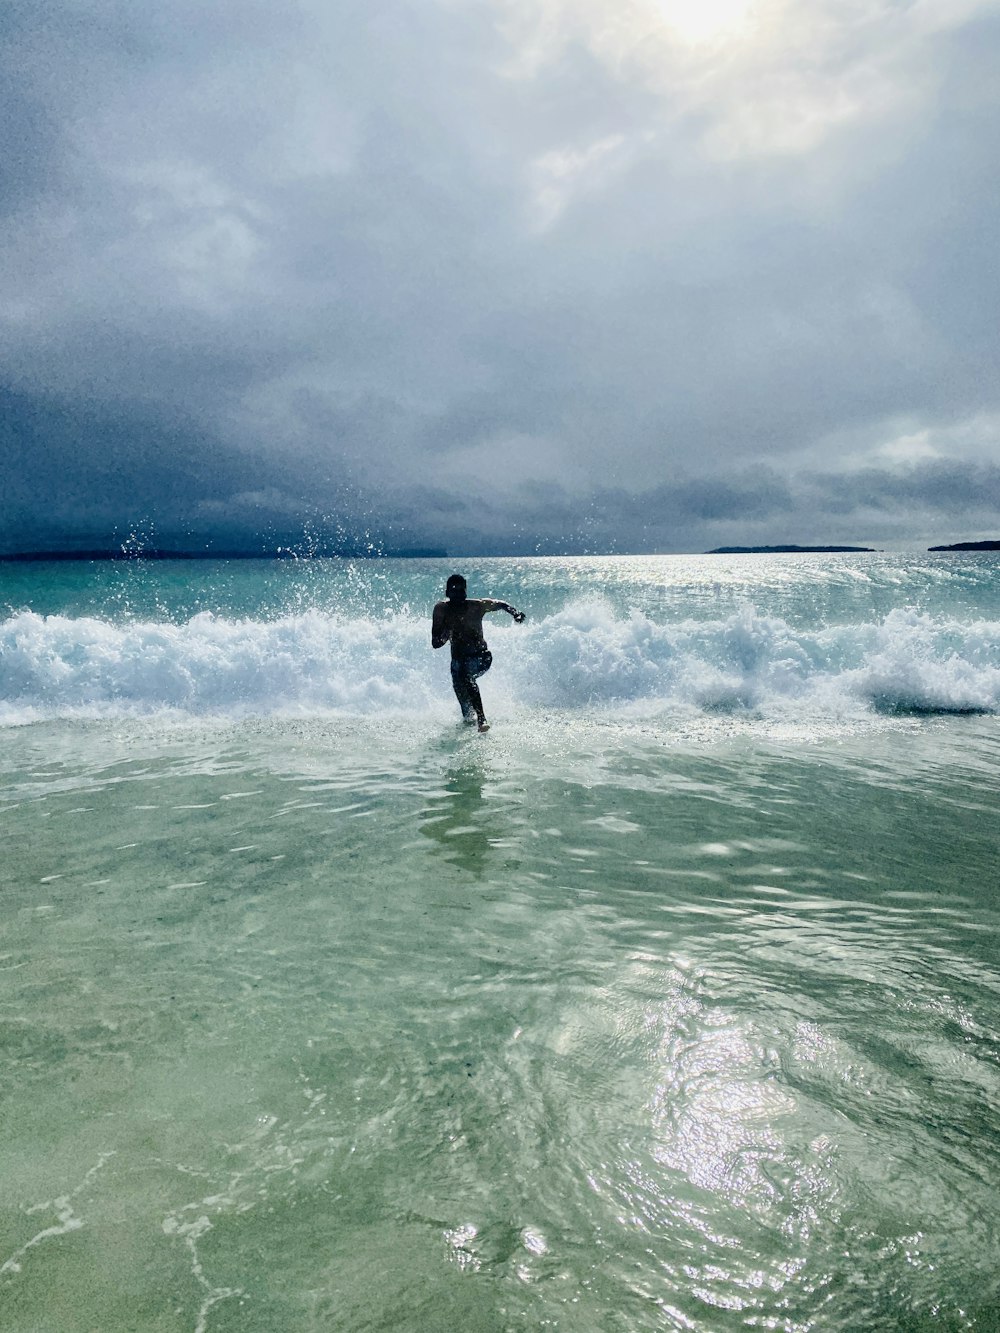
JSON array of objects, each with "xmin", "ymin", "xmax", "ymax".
[{"xmin": 2, "ymin": 556, "xmax": 999, "ymax": 1330}]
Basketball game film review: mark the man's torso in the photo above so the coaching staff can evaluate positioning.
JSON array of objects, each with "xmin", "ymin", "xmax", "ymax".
[{"xmin": 435, "ymin": 599, "xmax": 491, "ymax": 657}]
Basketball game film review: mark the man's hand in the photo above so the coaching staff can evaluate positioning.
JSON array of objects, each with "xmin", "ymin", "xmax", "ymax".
[{"xmin": 511, "ymin": 610, "xmax": 526, "ymax": 624}]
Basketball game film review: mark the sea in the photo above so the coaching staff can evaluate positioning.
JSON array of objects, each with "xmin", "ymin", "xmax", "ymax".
[{"xmin": 1, "ymin": 552, "xmax": 999, "ymax": 1332}]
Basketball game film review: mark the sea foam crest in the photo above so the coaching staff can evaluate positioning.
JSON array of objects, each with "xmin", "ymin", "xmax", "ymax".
[
  {"xmin": 2, "ymin": 603, "xmax": 999, "ymax": 724},
  {"xmin": 508, "ymin": 603, "xmax": 1000, "ymax": 716}
]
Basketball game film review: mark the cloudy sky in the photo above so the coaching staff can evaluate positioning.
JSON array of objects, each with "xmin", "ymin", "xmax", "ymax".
[{"xmin": 2, "ymin": 0, "xmax": 999, "ymax": 555}]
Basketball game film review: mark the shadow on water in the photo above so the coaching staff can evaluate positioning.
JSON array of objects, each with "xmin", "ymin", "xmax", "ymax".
[{"xmin": 419, "ymin": 744, "xmax": 492, "ymax": 880}]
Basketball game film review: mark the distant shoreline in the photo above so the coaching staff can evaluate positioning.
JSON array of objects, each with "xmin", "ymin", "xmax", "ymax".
[
  {"xmin": 2, "ymin": 541, "xmax": 998, "ymax": 562},
  {"xmin": 927, "ymin": 540, "xmax": 1000, "ymax": 552},
  {"xmin": 704, "ymin": 545, "xmax": 877, "ymax": 554}
]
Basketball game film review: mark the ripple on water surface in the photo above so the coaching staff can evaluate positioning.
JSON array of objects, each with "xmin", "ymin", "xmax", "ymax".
[{"xmin": 0, "ymin": 715, "xmax": 998, "ymax": 1329}]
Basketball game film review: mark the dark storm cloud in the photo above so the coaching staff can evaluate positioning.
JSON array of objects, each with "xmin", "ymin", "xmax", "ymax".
[
  {"xmin": 0, "ymin": 387, "xmax": 260, "ymax": 546},
  {"xmin": 2, "ymin": 0, "xmax": 999, "ymax": 554},
  {"xmin": 805, "ymin": 460, "xmax": 1000, "ymax": 519},
  {"xmin": 375, "ymin": 459, "xmax": 1000, "ymax": 555}
]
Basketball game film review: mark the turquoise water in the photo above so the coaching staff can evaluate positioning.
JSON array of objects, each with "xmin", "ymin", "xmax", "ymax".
[{"xmin": 2, "ymin": 555, "xmax": 999, "ymax": 1330}]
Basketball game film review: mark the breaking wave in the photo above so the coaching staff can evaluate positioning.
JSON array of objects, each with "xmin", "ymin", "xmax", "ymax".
[{"xmin": 2, "ymin": 602, "xmax": 999, "ymax": 725}]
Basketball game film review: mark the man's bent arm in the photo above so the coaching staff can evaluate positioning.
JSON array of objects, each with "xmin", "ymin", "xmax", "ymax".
[{"xmin": 431, "ymin": 603, "xmax": 450, "ymax": 648}]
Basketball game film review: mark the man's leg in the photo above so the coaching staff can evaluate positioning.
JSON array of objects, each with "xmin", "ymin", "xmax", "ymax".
[
  {"xmin": 452, "ymin": 667, "xmax": 487, "ymax": 729},
  {"xmin": 452, "ymin": 670, "xmax": 477, "ymax": 723},
  {"xmin": 466, "ymin": 678, "xmax": 488, "ymax": 731}
]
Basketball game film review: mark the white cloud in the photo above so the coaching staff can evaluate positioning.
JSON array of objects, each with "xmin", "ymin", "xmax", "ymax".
[{"xmin": 528, "ymin": 133, "xmax": 628, "ymax": 229}]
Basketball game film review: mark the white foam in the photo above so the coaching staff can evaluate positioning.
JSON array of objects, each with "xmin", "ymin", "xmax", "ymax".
[{"xmin": 2, "ymin": 603, "xmax": 999, "ymax": 726}]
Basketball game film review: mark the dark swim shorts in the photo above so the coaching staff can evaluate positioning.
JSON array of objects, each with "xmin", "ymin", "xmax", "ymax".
[{"xmin": 451, "ymin": 650, "xmax": 492, "ymax": 681}]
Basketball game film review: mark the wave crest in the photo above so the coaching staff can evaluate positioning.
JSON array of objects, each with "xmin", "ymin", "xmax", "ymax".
[{"xmin": 2, "ymin": 603, "xmax": 999, "ymax": 724}]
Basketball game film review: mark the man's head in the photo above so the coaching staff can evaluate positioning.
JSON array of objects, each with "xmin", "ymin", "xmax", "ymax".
[{"xmin": 445, "ymin": 573, "xmax": 467, "ymax": 603}]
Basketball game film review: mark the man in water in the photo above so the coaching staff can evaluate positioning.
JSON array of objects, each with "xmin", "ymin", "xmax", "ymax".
[{"xmin": 432, "ymin": 573, "xmax": 525, "ymax": 732}]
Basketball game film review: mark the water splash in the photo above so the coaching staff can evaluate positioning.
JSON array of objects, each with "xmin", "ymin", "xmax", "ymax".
[{"xmin": 1, "ymin": 601, "xmax": 998, "ymax": 725}]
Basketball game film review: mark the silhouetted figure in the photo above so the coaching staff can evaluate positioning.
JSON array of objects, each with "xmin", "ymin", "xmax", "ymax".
[{"xmin": 431, "ymin": 573, "xmax": 525, "ymax": 731}]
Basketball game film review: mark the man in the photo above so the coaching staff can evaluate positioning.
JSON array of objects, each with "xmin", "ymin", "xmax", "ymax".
[{"xmin": 431, "ymin": 573, "xmax": 525, "ymax": 732}]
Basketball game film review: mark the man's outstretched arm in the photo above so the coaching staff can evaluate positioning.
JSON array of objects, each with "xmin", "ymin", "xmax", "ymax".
[{"xmin": 482, "ymin": 599, "xmax": 526, "ymax": 623}]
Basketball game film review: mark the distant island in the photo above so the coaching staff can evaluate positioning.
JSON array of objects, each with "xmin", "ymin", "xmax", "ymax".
[
  {"xmin": 705, "ymin": 545, "xmax": 877, "ymax": 555},
  {"xmin": 927, "ymin": 540, "xmax": 1000, "ymax": 552},
  {"xmin": 0, "ymin": 547, "xmax": 448, "ymax": 562}
]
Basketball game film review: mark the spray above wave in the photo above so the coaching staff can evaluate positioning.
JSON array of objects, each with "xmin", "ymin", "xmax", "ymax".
[{"xmin": 2, "ymin": 603, "xmax": 999, "ymax": 725}]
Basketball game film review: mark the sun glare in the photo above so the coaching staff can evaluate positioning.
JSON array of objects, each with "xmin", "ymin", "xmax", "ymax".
[{"xmin": 652, "ymin": 0, "xmax": 755, "ymax": 44}]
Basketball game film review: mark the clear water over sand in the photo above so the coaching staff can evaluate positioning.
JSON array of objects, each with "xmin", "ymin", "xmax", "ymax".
[{"xmin": 2, "ymin": 555, "xmax": 999, "ymax": 1330}]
